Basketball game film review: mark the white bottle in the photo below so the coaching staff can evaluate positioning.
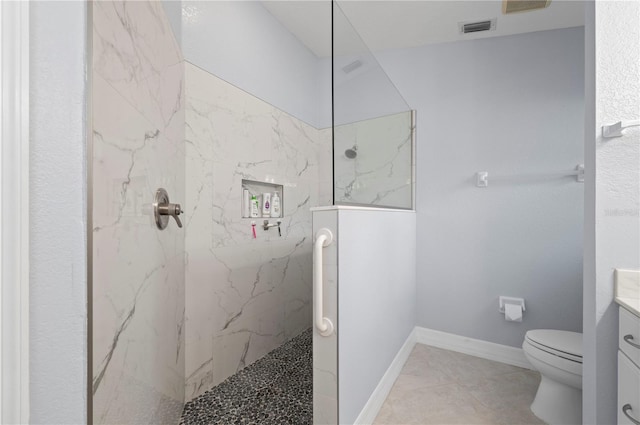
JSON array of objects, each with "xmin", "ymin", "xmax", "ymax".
[
  {"xmin": 271, "ymin": 192, "xmax": 281, "ymax": 218},
  {"xmin": 243, "ymin": 189, "xmax": 250, "ymax": 217},
  {"xmin": 262, "ymin": 193, "xmax": 271, "ymax": 217},
  {"xmin": 250, "ymin": 195, "xmax": 260, "ymax": 218}
]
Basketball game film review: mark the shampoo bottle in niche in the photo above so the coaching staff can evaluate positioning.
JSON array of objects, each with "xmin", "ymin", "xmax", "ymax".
[
  {"xmin": 250, "ymin": 195, "xmax": 260, "ymax": 218},
  {"xmin": 262, "ymin": 193, "xmax": 271, "ymax": 216},
  {"xmin": 242, "ymin": 189, "xmax": 250, "ymax": 217},
  {"xmin": 271, "ymin": 192, "xmax": 281, "ymax": 218}
]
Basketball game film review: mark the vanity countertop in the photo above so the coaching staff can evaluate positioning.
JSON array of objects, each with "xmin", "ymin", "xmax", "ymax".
[{"xmin": 615, "ymin": 269, "xmax": 640, "ymax": 318}]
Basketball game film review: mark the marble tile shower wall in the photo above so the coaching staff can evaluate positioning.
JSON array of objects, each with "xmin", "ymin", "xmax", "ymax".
[
  {"xmin": 334, "ymin": 112, "xmax": 413, "ymax": 208},
  {"xmin": 92, "ymin": 1, "xmax": 185, "ymax": 424},
  {"xmin": 184, "ymin": 63, "xmax": 330, "ymax": 400}
]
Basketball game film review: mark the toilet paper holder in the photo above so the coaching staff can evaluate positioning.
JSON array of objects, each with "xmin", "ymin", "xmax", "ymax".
[{"xmin": 498, "ymin": 296, "xmax": 526, "ymax": 314}]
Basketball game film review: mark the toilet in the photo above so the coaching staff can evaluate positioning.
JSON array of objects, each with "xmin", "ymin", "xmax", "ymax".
[{"xmin": 522, "ymin": 329, "xmax": 582, "ymax": 425}]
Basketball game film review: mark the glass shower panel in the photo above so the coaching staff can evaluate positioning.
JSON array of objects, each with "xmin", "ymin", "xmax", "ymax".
[
  {"xmin": 334, "ymin": 111, "xmax": 413, "ymax": 208},
  {"xmin": 332, "ymin": 1, "xmax": 414, "ymax": 209}
]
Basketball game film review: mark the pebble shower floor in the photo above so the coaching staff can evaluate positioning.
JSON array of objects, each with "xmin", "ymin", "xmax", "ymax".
[{"xmin": 180, "ymin": 329, "xmax": 312, "ymax": 425}]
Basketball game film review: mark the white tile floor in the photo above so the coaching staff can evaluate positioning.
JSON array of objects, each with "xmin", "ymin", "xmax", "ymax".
[{"xmin": 374, "ymin": 344, "xmax": 546, "ymax": 425}]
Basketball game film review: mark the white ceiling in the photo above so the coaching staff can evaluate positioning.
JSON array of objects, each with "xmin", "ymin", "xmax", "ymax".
[{"xmin": 262, "ymin": 1, "xmax": 585, "ymax": 58}]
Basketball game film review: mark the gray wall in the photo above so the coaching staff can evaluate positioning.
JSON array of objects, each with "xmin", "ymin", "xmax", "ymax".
[
  {"xmin": 584, "ymin": 1, "xmax": 640, "ymax": 423},
  {"xmin": 338, "ymin": 209, "xmax": 416, "ymax": 424},
  {"xmin": 179, "ymin": 1, "xmax": 325, "ymax": 128},
  {"xmin": 29, "ymin": 1, "xmax": 87, "ymax": 422},
  {"xmin": 161, "ymin": 0, "xmax": 182, "ymax": 45},
  {"xmin": 378, "ymin": 27, "xmax": 585, "ymax": 348}
]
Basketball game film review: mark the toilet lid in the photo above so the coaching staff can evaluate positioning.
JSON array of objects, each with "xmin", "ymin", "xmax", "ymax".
[{"xmin": 525, "ymin": 330, "xmax": 582, "ymax": 360}]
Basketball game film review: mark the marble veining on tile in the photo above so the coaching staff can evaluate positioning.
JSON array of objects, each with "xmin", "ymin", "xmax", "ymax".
[
  {"xmin": 184, "ymin": 62, "xmax": 327, "ymax": 401},
  {"xmin": 374, "ymin": 344, "xmax": 545, "ymax": 425},
  {"xmin": 93, "ymin": 0, "xmax": 183, "ymax": 142},
  {"xmin": 180, "ymin": 328, "xmax": 312, "ymax": 425},
  {"xmin": 91, "ymin": 1, "xmax": 185, "ymax": 424},
  {"xmin": 334, "ymin": 111, "xmax": 413, "ymax": 209}
]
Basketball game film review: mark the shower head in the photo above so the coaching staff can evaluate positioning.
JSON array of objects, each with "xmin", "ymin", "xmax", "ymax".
[{"xmin": 344, "ymin": 146, "xmax": 357, "ymax": 159}]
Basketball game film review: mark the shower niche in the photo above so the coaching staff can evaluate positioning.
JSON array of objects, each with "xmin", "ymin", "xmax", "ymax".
[{"xmin": 241, "ymin": 179, "xmax": 284, "ymax": 219}]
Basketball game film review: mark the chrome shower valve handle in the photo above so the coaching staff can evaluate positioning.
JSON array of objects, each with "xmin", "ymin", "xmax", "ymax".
[
  {"xmin": 153, "ymin": 188, "xmax": 183, "ymax": 229},
  {"xmin": 158, "ymin": 203, "xmax": 183, "ymax": 228}
]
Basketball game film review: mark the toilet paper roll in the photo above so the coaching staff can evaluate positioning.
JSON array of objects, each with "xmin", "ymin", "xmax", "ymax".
[{"xmin": 505, "ymin": 303, "xmax": 523, "ymax": 322}]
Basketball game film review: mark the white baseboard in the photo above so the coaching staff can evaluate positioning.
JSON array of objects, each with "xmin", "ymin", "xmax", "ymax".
[
  {"xmin": 353, "ymin": 329, "xmax": 417, "ymax": 425},
  {"xmin": 414, "ymin": 326, "xmax": 533, "ymax": 370}
]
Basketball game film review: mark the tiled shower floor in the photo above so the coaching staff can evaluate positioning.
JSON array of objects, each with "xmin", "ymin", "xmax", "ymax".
[{"xmin": 180, "ymin": 329, "xmax": 312, "ymax": 425}]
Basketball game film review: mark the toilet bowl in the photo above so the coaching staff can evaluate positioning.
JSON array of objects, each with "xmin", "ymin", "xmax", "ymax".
[{"xmin": 522, "ymin": 329, "xmax": 582, "ymax": 425}]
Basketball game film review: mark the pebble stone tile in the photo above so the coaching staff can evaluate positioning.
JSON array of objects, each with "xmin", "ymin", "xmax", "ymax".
[{"xmin": 180, "ymin": 329, "xmax": 312, "ymax": 425}]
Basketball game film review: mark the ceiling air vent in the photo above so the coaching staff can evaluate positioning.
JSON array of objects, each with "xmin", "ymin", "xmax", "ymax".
[
  {"xmin": 503, "ymin": 0, "xmax": 551, "ymax": 14},
  {"xmin": 459, "ymin": 19, "xmax": 497, "ymax": 34}
]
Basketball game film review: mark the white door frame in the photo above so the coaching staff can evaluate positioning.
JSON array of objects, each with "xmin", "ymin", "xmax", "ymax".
[{"xmin": 0, "ymin": 1, "xmax": 30, "ymax": 423}]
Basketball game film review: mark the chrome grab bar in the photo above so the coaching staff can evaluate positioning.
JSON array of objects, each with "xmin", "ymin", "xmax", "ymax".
[
  {"xmin": 314, "ymin": 228, "xmax": 334, "ymax": 337},
  {"xmin": 624, "ymin": 334, "xmax": 640, "ymax": 349},
  {"xmin": 623, "ymin": 404, "xmax": 640, "ymax": 425}
]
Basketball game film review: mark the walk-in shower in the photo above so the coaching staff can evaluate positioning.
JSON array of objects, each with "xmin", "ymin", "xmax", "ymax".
[{"xmin": 88, "ymin": 1, "xmax": 414, "ymax": 423}]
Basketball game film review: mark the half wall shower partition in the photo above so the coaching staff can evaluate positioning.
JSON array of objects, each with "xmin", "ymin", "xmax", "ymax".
[{"xmin": 312, "ymin": 3, "xmax": 417, "ymax": 425}]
